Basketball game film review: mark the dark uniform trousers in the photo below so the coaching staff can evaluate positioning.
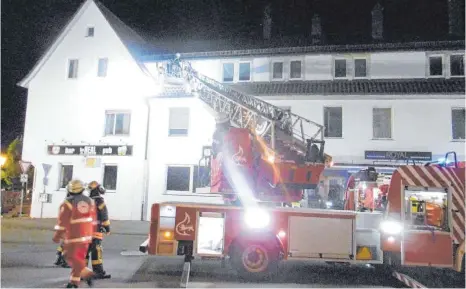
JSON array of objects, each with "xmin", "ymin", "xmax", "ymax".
[{"xmin": 85, "ymin": 195, "xmax": 110, "ymax": 275}]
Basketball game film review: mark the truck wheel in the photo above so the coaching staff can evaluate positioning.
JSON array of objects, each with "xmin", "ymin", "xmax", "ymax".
[{"xmin": 230, "ymin": 242, "xmax": 278, "ymax": 280}]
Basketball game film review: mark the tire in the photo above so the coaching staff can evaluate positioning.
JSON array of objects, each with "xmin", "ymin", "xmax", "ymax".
[{"xmin": 230, "ymin": 241, "xmax": 279, "ymax": 281}]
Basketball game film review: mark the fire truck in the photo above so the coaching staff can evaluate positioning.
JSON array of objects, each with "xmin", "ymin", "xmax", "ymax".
[{"xmin": 139, "ymin": 57, "xmax": 465, "ymax": 287}]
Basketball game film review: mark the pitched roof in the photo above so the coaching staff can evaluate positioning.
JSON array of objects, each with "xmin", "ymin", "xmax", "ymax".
[
  {"xmin": 18, "ymin": 0, "xmax": 149, "ymax": 88},
  {"xmin": 229, "ymin": 78, "xmax": 466, "ymax": 96}
]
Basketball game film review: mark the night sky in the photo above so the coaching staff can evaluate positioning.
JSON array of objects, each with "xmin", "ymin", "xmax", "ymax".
[{"xmin": 1, "ymin": 0, "xmax": 463, "ymax": 151}]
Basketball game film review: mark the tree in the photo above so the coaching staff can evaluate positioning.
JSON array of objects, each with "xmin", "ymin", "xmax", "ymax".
[{"xmin": 1, "ymin": 138, "xmax": 21, "ymax": 188}]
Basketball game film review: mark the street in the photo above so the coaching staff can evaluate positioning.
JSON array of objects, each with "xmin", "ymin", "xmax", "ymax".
[{"xmin": 1, "ymin": 218, "xmax": 462, "ymax": 288}]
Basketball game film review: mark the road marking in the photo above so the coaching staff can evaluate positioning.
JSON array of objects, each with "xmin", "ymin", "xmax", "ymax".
[{"xmin": 120, "ymin": 250, "xmax": 147, "ymax": 256}]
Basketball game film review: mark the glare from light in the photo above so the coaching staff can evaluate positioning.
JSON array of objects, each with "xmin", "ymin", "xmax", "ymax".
[
  {"xmin": 267, "ymin": 154, "xmax": 275, "ymax": 163},
  {"xmin": 278, "ymin": 230, "xmax": 286, "ymax": 238},
  {"xmin": 164, "ymin": 231, "xmax": 172, "ymax": 238},
  {"xmin": 244, "ymin": 208, "xmax": 270, "ymax": 229},
  {"xmin": 0, "ymin": 155, "xmax": 6, "ymax": 167},
  {"xmin": 325, "ymin": 201, "xmax": 333, "ymax": 208},
  {"xmin": 380, "ymin": 220, "xmax": 403, "ymax": 235},
  {"xmin": 361, "ymin": 183, "xmax": 367, "ymax": 190},
  {"xmin": 387, "ymin": 236, "xmax": 395, "ymax": 243}
]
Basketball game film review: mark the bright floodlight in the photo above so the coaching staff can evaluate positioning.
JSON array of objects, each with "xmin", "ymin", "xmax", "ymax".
[
  {"xmin": 244, "ymin": 208, "xmax": 270, "ymax": 229},
  {"xmin": 380, "ymin": 220, "xmax": 402, "ymax": 235}
]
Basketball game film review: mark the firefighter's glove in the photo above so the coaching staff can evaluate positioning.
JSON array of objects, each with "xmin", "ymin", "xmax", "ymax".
[{"xmin": 52, "ymin": 234, "xmax": 61, "ymax": 244}]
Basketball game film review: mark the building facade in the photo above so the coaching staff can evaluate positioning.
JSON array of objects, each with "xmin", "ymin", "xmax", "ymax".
[{"xmin": 19, "ymin": 0, "xmax": 465, "ymax": 220}]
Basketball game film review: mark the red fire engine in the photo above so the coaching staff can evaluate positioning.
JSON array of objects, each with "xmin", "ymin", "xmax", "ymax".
[{"xmin": 139, "ymin": 58, "xmax": 465, "ymax": 287}]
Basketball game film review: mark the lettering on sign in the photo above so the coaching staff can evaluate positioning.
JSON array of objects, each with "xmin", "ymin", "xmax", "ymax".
[
  {"xmin": 364, "ymin": 150, "xmax": 432, "ymax": 161},
  {"xmin": 48, "ymin": 145, "xmax": 133, "ymax": 156}
]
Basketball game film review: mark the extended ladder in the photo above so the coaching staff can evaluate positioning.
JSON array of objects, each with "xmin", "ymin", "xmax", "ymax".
[{"xmin": 162, "ymin": 57, "xmax": 329, "ymax": 164}]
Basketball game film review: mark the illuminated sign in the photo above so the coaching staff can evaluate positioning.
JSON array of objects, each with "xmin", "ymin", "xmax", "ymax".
[{"xmin": 47, "ymin": 145, "xmax": 133, "ymax": 156}]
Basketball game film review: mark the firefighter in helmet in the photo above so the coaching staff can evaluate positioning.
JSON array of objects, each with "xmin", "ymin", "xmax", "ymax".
[
  {"xmin": 54, "ymin": 192, "xmax": 71, "ymax": 268},
  {"xmin": 52, "ymin": 179, "xmax": 96, "ymax": 288},
  {"xmin": 85, "ymin": 181, "xmax": 111, "ymax": 279}
]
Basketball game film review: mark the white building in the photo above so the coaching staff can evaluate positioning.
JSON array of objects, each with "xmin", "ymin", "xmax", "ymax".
[{"xmin": 18, "ymin": 0, "xmax": 465, "ymax": 220}]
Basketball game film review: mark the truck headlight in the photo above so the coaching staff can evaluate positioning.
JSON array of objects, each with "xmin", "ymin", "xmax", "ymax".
[
  {"xmin": 244, "ymin": 208, "xmax": 270, "ymax": 229},
  {"xmin": 380, "ymin": 220, "xmax": 402, "ymax": 235}
]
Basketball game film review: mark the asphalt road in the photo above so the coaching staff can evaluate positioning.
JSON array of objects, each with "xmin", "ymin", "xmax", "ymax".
[{"xmin": 1, "ymin": 218, "xmax": 463, "ymax": 288}]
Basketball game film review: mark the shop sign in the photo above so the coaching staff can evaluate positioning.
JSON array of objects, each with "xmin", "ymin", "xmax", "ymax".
[
  {"xmin": 364, "ymin": 150, "xmax": 432, "ymax": 161},
  {"xmin": 47, "ymin": 145, "xmax": 133, "ymax": 156}
]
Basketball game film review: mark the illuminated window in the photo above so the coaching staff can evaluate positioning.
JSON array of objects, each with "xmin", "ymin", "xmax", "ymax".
[
  {"xmin": 222, "ymin": 63, "xmax": 234, "ymax": 82},
  {"xmin": 168, "ymin": 107, "xmax": 189, "ymax": 136},
  {"xmin": 59, "ymin": 165, "xmax": 73, "ymax": 189},
  {"xmin": 105, "ymin": 112, "xmax": 131, "ymax": 135},
  {"xmin": 103, "ymin": 165, "xmax": 118, "ymax": 191},
  {"xmin": 68, "ymin": 59, "xmax": 79, "ymax": 79},
  {"xmin": 98, "ymin": 58, "xmax": 108, "ymax": 77},
  {"xmin": 324, "ymin": 107, "xmax": 343, "ymax": 138}
]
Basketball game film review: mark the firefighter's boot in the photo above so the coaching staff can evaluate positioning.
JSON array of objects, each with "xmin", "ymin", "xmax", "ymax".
[
  {"xmin": 93, "ymin": 266, "xmax": 111, "ymax": 279},
  {"xmin": 65, "ymin": 283, "xmax": 78, "ymax": 288}
]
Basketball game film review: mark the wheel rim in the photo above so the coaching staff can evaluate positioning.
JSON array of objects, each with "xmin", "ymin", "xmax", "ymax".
[{"xmin": 241, "ymin": 245, "xmax": 269, "ymax": 273}]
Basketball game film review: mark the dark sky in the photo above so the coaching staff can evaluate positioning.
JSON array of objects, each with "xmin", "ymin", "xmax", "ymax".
[{"xmin": 1, "ymin": 0, "xmax": 462, "ymax": 151}]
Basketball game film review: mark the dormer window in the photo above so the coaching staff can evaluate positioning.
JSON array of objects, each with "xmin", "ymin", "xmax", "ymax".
[{"xmin": 86, "ymin": 27, "xmax": 95, "ymax": 37}]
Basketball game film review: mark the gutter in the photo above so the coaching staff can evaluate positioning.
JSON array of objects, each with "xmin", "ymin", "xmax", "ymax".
[{"xmin": 141, "ymin": 97, "xmax": 151, "ymax": 221}]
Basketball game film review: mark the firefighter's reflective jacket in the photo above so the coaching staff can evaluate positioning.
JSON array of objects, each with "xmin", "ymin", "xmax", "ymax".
[
  {"xmin": 91, "ymin": 195, "xmax": 110, "ymax": 240},
  {"xmin": 53, "ymin": 194, "xmax": 96, "ymax": 244}
]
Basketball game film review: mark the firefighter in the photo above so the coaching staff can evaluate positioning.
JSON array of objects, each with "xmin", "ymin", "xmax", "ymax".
[
  {"xmin": 86, "ymin": 181, "xmax": 111, "ymax": 279},
  {"xmin": 212, "ymin": 113, "xmax": 230, "ymax": 158},
  {"xmin": 54, "ymin": 191, "xmax": 71, "ymax": 268},
  {"xmin": 52, "ymin": 179, "xmax": 96, "ymax": 288}
]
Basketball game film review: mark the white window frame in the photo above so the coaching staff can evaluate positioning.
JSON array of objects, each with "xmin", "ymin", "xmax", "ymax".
[
  {"xmin": 271, "ymin": 60, "xmax": 285, "ymax": 81},
  {"xmin": 104, "ymin": 110, "xmax": 131, "ymax": 136},
  {"xmin": 97, "ymin": 57, "xmax": 108, "ymax": 77},
  {"xmin": 323, "ymin": 106, "xmax": 343, "ymax": 139},
  {"xmin": 102, "ymin": 164, "xmax": 118, "ymax": 192},
  {"xmin": 168, "ymin": 107, "xmax": 190, "ymax": 137},
  {"xmin": 333, "ymin": 57, "xmax": 348, "ymax": 79},
  {"xmin": 58, "ymin": 163, "xmax": 73, "ymax": 190},
  {"xmin": 451, "ymin": 107, "xmax": 466, "ymax": 141},
  {"xmin": 238, "ymin": 61, "xmax": 252, "ymax": 82},
  {"xmin": 289, "ymin": 59, "xmax": 304, "ymax": 80},
  {"xmin": 67, "ymin": 59, "xmax": 79, "ymax": 79},
  {"xmin": 427, "ymin": 54, "xmax": 445, "ymax": 78},
  {"xmin": 165, "ymin": 165, "xmax": 194, "ymax": 194},
  {"xmin": 221, "ymin": 62, "xmax": 235, "ymax": 83},
  {"xmin": 86, "ymin": 26, "xmax": 95, "ymax": 37},
  {"xmin": 353, "ymin": 58, "xmax": 369, "ymax": 79},
  {"xmin": 372, "ymin": 107, "xmax": 393, "ymax": 140},
  {"xmin": 448, "ymin": 54, "xmax": 465, "ymax": 78}
]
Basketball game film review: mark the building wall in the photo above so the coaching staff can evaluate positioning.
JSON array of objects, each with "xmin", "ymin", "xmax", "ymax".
[
  {"xmin": 185, "ymin": 49, "xmax": 465, "ymax": 82},
  {"xmin": 22, "ymin": 1, "xmax": 157, "ymax": 220}
]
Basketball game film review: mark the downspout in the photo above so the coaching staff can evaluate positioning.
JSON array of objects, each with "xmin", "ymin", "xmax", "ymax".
[{"xmin": 141, "ymin": 97, "xmax": 151, "ymax": 221}]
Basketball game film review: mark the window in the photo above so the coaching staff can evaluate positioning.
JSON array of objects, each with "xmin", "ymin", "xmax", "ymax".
[
  {"xmin": 68, "ymin": 59, "xmax": 79, "ymax": 79},
  {"xmin": 450, "ymin": 55, "xmax": 465, "ymax": 76},
  {"xmin": 334, "ymin": 59, "xmax": 346, "ymax": 78},
  {"xmin": 354, "ymin": 59, "xmax": 367, "ymax": 77},
  {"xmin": 323, "ymin": 107, "xmax": 343, "ymax": 138},
  {"xmin": 272, "ymin": 62, "xmax": 283, "ymax": 79},
  {"xmin": 103, "ymin": 165, "xmax": 118, "ymax": 191},
  {"xmin": 105, "ymin": 112, "xmax": 131, "ymax": 135},
  {"xmin": 59, "ymin": 165, "xmax": 73, "ymax": 189},
  {"xmin": 222, "ymin": 63, "xmax": 234, "ymax": 82},
  {"xmin": 429, "ymin": 56, "xmax": 443, "ymax": 76},
  {"xmin": 166, "ymin": 166, "xmax": 191, "ymax": 191},
  {"xmin": 98, "ymin": 58, "xmax": 108, "ymax": 77},
  {"xmin": 86, "ymin": 27, "xmax": 95, "ymax": 37},
  {"xmin": 452, "ymin": 108, "xmax": 465, "ymax": 140},
  {"xmin": 192, "ymin": 165, "xmax": 210, "ymax": 191},
  {"xmin": 373, "ymin": 108, "xmax": 392, "ymax": 139},
  {"xmin": 168, "ymin": 107, "xmax": 189, "ymax": 136},
  {"xmin": 239, "ymin": 62, "xmax": 251, "ymax": 81},
  {"xmin": 290, "ymin": 61, "xmax": 302, "ymax": 79}
]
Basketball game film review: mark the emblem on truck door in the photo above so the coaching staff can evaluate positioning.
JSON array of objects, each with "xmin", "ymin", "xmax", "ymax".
[{"xmin": 176, "ymin": 212, "xmax": 195, "ymax": 236}]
